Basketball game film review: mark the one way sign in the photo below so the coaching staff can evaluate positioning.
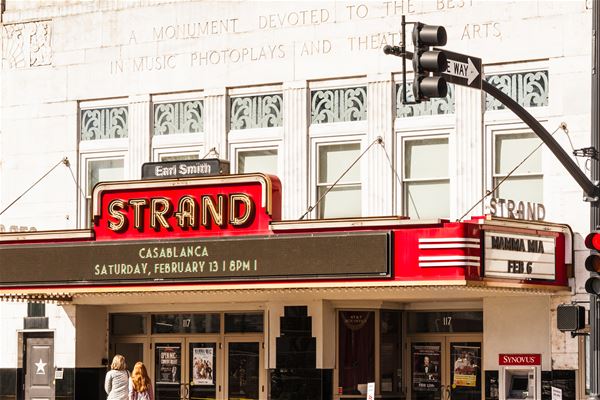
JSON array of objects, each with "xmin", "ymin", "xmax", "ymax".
[{"xmin": 435, "ymin": 48, "xmax": 482, "ymax": 89}]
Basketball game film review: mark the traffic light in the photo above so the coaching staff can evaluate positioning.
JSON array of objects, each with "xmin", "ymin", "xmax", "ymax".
[
  {"xmin": 584, "ymin": 232, "xmax": 600, "ymax": 295},
  {"xmin": 412, "ymin": 23, "xmax": 448, "ymax": 102}
]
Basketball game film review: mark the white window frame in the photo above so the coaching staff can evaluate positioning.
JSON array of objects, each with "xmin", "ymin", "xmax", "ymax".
[
  {"xmin": 153, "ymin": 146, "xmax": 205, "ymax": 162},
  {"xmin": 485, "ymin": 123, "xmax": 544, "ymax": 207},
  {"xmin": 310, "ymin": 136, "xmax": 365, "ymax": 220},
  {"xmin": 151, "ymin": 91, "xmax": 205, "ymax": 161},
  {"xmin": 230, "ymin": 141, "xmax": 281, "ymax": 175},
  {"xmin": 78, "ymin": 150, "xmax": 128, "ymax": 229},
  {"xmin": 78, "ymin": 99, "xmax": 130, "ymax": 229},
  {"xmin": 394, "ymin": 128, "xmax": 452, "ymax": 219},
  {"xmin": 307, "ymin": 78, "xmax": 368, "ymax": 219}
]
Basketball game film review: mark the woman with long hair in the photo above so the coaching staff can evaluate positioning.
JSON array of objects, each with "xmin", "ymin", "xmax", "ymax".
[
  {"xmin": 105, "ymin": 355, "xmax": 129, "ymax": 400},
  {"xmin": 129, "ymin": 362, "xmax": 154, "ymax": 400}
]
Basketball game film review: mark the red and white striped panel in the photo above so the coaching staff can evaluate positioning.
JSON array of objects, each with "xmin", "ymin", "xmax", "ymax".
[{"xmin": 418, "ymin": 237, "xmax": 480, "ymax": 268}]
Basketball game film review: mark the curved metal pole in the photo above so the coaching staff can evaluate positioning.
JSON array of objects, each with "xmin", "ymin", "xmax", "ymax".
[{"xmin": 482, "ymin": 80, "xmax": 599, "ymax": 199}]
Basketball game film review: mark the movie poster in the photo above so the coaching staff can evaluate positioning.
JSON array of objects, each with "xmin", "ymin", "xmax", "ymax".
[
  {"xmin": 193, "ymin": 347, "xmax": 214, "ymax": 385},
  {"xmin": 157, "ymin": 346, "xmax": 181, "ymax": 384},
  {"xmin": 412, "ymin": 343, "xmax": 441, "ymax": 393},
  {"xmin": 451, "ymin": 344, "xmax": 480, "ymax": 387}
]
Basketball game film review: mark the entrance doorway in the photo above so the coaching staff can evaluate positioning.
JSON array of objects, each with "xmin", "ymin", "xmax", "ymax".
[
  {"xmin": 408, "ymin": 335, "xmax": 482, "ymax": 400},
  {"xmin": 152, "ymin": 336, "xmax": 264, "ymax": 400}
]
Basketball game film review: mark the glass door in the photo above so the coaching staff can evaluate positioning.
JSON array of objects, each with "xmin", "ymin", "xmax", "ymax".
[
  {"xmin": 188, "ymin": 341, "xmax": 219, "ymax": 399},
  {"xmin": 109, "ymin": 339, "xmax": 147, "ymax": 373},
  {"xmin": 448, "ymin": 339, "xmax": 482, "ymax": 400},
  {"xmin": 408, "ymin": 336, "xmax": 482, "ymax": 400},
  {"xmin": 410, "ymin": 340, "xmax": 444, "ymax": 400},
  {"xmin": 154, "ymin": 338, "xmax": 221, "ymax": 400},
  {"xmin": 225, "ymin": 338, "xmax": 264, "ymax": 400},
  {"xmin": 154, "ymin": 341, "xmax": 183, "ymax": 400}
]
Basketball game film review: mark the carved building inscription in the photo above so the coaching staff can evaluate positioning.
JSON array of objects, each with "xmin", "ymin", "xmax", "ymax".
[{"xmin": 103, "ymin": 1, "xmax": 503, "ymax": 76}]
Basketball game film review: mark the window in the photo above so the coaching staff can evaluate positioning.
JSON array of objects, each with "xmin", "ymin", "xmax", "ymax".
[
  {"xmin": 152, "ymin": 92, "xmax": 205, "ymax": 162},
  {"xmin": 81, "ymin": 155, "xmax": 125, "ymax": 227},
  {"xmin": 151, "ymin": 313, "xmax": 220, "ymax": 334},
  {"xmin": 236, "ymin": 148, "xmax": 278, "ymax": 175},
  {"xmin": 79, "ymin": 99, "xmax": 129, "ymax": 228},
  {"xmin": 228, "ymin": 87, "xmax": 283, "ymax": 180},
  {"xmin": 492, "ymin": 131, "xmax": 542, "ymax": 203},
  {"xmin": 224, "ymin": 312, "xmax": 264, "ymax": 333},
  {"xmin": 110, "ymin": 314, "xmax": 146, "ymax": 335},
  {"xmin": 316, "ymin": 142, "xmax": 361, "ymax": 218},
  {"xmin": 27, "ymin": 303, "xmax": 45, "ymax": 317},
  {"xmin": 157, "ymin": 151, "xmax": 201, "ymax": 162},
  {"xmin": 403, "ymin": 137, "xmax": 449, "ymax": 219}
]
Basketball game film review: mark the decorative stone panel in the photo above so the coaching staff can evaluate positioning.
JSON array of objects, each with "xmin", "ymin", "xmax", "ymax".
[
  {"xmin": 230, "ymin": 94, "xmax": 282, "ymax": 130},
  {"xmin": 485, "ymin": 70, "xmax": 549, "ymax": 110},
  {"xmin": 1, "ymin": 20, "xmax": 52, "ymax": 68},
  {"xmin": 396, "ymin": 83, "xmax": 455, "ymax": 118},
  {"xmin": 154, "ymin": 100, "xmax": 204, "ymax": 135},
  {"xmin": 311, "ymin": 86, "xmax": 367, "ymax": 124},
  {"xmin": 80, "ymin": 106, "xmax": 129, "ymax": 140}
]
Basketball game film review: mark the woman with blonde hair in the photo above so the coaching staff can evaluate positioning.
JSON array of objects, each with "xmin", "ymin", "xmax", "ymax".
[
  {"xmin": 129, "ymin": 362, "xmax": 154, "ymax": 400},
  {"xmin": 105, "ymin": 354, "xmax": 129, "ymax": 400}
]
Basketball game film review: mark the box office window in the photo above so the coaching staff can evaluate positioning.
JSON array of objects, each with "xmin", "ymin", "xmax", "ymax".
[
  {"xmin": 407, "ymin": 311, "xmax": 483, "ymax": 333},
  {"xmin": 224, "ymin": 312, "xmax": 264, "ymax": 333},
  {"xmin": 152, "ymin": 314, "xmax": 220, "ymax": 334},
  {"xmin": 110, "ymin": 314, "xmax": 146, "ymax": 335}
]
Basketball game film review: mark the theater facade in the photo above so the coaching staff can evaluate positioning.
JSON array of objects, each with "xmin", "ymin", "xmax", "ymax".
[
  {"xmin": 0, "ymin": 1, "xmax": 594, "ymax": 399},
  {"xmin": 0, "ymin": 172, "xmax": 577, "ymax": 400}
]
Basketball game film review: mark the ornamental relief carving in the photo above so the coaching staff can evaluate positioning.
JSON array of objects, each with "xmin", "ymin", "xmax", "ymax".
[
  {"xmin": 154, "ymin": 100, "xmax": 204, "ymax": 135},
  {"xmin": 311, "ymin": 87, "xmax": 367, "ymax": 124},
  {"xmin": 485, "ymin": 70, "xmax": 549, "ymax": 110},
  {"xmin": 230, "ymin": 94, "xmax": 282, "ymax": 130},
  {"xmin": 81, "ymin": 107, "xmax": 129, "ymax": 140},
  {"xmin": 396, "ymin": 83, "xmax": 455, "ymax": 118},
  {"xmin": 1, "ymin": 20, "xmax": 52, "ymax": 69}
]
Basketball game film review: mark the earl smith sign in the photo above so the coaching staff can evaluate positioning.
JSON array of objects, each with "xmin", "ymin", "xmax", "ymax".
[{"xmin": 483, "ymin": 231, "xmax": 556, "ymax": 281}]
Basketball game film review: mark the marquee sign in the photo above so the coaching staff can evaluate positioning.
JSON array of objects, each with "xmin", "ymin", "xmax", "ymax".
[
  {"xmin": 483, "ymin": 231, "xmax": 556, "ymax": 281},
  {"xmin": 0, "ymin": 232, "xmax": 390, "ymax": 286},
  {"xmin": 92, "ymin": 174, "xmax": 281, "ymax": 241}
]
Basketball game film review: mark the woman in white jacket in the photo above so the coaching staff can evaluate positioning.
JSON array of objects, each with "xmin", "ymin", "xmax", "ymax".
[{"xmin": 105, "ymin": 355, "xmax": 129, "ymax": 400}]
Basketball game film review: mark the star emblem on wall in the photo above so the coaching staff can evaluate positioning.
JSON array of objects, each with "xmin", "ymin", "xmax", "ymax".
[{"xmin": 35, "ymin": 358, "xmax": 46, "ymax": 375}]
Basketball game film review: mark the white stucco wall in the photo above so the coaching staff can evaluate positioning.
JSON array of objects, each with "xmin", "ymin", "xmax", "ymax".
[
  {"xmin": 483, "ymin": 296, "xmax": 553, "ymax": 371},
  {"xmin": 0, "ymin": 302, "xmax": 26, "ymax": 367}
]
